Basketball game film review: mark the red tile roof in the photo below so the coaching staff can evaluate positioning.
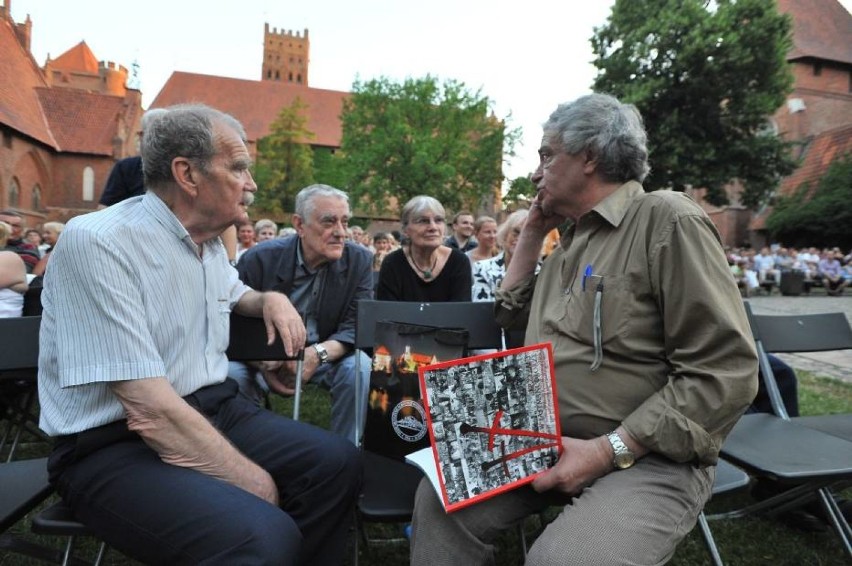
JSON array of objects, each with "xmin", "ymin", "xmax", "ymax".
[
  {"xmin": 778, "ymin": 125, "xmax": 852, "ymax": 198},
  {"xmin": 49, "ymin": 41, "xmax": 99, "ymax": 73},
  {"xmin": 777, "ymin": 0, "xmax": 852, "ymax": 65},
  {"xmin": 35, "ymin": 87, "xmax": 125, "ymax": 155},
  {"xmin": 150, "ymin": 72, "xmax": 349, "ymax": 147},
  {"xmin": 750, "ymin": 124, "xmax": 852, "ymax": 230},
  {"xmin": 0, "ymin": 17, "xmax": 56, "ymax": 147}
]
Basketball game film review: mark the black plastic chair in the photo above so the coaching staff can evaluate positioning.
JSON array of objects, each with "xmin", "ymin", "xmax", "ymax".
[
  {"xmin": 353, "ymin": 300, "xmax": 503, "ymax": 561},
  {"xmin": 0, "ymin": 317, "xmax": 53, "ymax": 550},
  {"xmin": 226, "ymin": 313, "xmax": 305, "ymax": 417},
  {"xmin": 716, "ymin": 303, "xmax": 852, "ymax": 558},
  {"xmin": 0, "ymin": 315, "xmax": 43, "ymax": 461}
]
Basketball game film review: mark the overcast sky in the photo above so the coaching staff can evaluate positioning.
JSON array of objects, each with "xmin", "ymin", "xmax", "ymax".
[{"xmin": 11, "ymin": 0, "xmax": 852, "ymax": 184}]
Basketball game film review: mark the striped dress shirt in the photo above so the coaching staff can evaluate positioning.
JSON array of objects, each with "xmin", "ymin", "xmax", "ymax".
[{"xmin": 38, "ymin": 192, "xmax": 250, "ymax": 436}]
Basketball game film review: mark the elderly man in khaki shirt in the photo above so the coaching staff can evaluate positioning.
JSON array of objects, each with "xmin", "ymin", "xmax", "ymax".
[{"xmin": 410, "ymin": 93, "xmax": 758, "ymax": 565}]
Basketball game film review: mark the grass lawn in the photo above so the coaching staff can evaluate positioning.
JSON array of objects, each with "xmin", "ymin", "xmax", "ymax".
[{"xmin": 2, "ymin": 370, "xmax": 850, "ymax": 565}]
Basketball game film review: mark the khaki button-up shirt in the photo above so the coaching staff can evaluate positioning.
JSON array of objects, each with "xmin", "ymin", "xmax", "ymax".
[{"xmin": 496, "ymin": 182, "xmax": 757, "ymax": 466}]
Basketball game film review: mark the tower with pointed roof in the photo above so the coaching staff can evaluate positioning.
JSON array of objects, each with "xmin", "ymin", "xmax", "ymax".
[
  {"xmin": 262, "ymin": 23, "xmax": 309, "ymax": 85},
  {"xmin": 43, "ymin": 40, "xmax": 129, "ymax": 97}
]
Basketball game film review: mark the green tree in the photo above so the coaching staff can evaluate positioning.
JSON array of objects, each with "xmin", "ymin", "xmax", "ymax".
[
  {"xmin": 591, "ymin": 0, "xmax": 795, "ymax": 206},
  {"xmin": 503, "ymin": 175, "xmax": 536, "ymax": 208},
  {"xmin": 766, "ymin": 153, "xmax": 852, "ymax": 249},
  {"xmin": 331, "ymin": 76, "xmax": 519, "ymax": 216},
  {"xmin": 254, "ymin": 98, "xmax": 315, "ymax": 215}
]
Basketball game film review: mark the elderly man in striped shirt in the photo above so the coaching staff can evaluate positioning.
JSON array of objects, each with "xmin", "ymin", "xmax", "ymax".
[{"xmin": 38, "ymin": 104, "xmax": 361, "ymax": 565}]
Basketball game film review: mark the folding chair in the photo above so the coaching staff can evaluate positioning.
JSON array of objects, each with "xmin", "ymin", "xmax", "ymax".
[
  {"xmin": 226, "ymin": 313, "xmax": 304, "ymax": 419},
  {"xmin": 353, "ymin": 300, "xmax": 503, "ymax": 562},
  {"xmin": 716, "ymin": 302, "xmax": 852, "ymax": 558},
  {"xmin": 0, "ymin": 316, "xmax": 55, "ymax": 560},
  {"xmin": 0, "ymin": 315, "xmax": 45, "ymax": 461},
  {"xmin": 696, "ymin": 460, "xmax": 751, "ymax": 566}
]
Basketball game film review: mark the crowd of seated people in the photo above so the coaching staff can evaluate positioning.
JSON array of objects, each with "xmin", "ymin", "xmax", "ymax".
[{"xmin": 725, "ymin": 244, "xmax": 851, "ymax": 296}]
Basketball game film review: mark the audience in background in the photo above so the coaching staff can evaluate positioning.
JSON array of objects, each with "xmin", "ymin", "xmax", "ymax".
[
  {"xmin": 471, "ymin": 210, "xmax": 529, "ymax": 303},
  {"xmin": 378, "ymin": 196, "xmax": 471, "ymax": 302},
  {"xmin": 819, "ymin": 250, "xmax": 849, "ymax": 296},
  {"xmin": 0, "ymin": 221, "xmax": 28, "ymax": 317},
  {"xmin": 32, "ymin": 222, "xmax": 65, "ymax": 277},
  {"xmin": 371, "ymin": 231, "xmax": 393, "ymax": 273},
  {"xmin": 466, "ymin": 216, "xmax": 499, "ymax": 264},
  {"xmin": 24, "ymin": 229, "xmax": 46, "ymax": 257},
  {"xmin": 443, "ymin": 210, "xmax": 478, "ymax": 253},
  {"xmin": 253, "ymin": 218, "xmax": 277, "ymax": 243},
  {"xmin": 235, "ymin": 220, "xmax": 256, "ymax": 260},
  {"xmin": 0, "ymin": 210, "xmax": 39, "ymax": 273}
]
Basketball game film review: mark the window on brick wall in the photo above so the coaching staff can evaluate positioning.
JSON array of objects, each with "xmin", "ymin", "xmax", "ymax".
[
  {"xmin": 32, "ymin": 185, "xmax": 41, "ymax": 210},
  {"xmin": 82, "ymin": 167, "xmax": 95, "ymax": 201},
  {"xmin": 813, "ymin": 62, "xmax": 822, "ymax": 76},
  {"xmin": 8, "ymin": 179, "xmax": 20, "ymax": 207}
]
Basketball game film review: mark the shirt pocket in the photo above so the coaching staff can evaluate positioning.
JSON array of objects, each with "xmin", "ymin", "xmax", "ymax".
[{"xmin": 556, "ymin": 274, "xmax": 633, "ymax": 346}]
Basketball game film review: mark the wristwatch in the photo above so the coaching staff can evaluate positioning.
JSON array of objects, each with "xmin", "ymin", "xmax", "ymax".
[
  {"xmin": 313, "ymin": 343, "xmax": 330, "ymax": 365},
  {"xmin": 606, "ymin": 431, "xmax": 635, "ymax": 470}
]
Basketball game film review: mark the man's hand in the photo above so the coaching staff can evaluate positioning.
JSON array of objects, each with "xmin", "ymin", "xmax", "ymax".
[
  {"xmin": 531, "ymin": 436, "xmax": 614, "ymax": 495},
  {"xmin": 111, "ymin": 377, "xmax": 280, "ymax": 506},
  {"xmin": 259, "ymin": 350, "xmax": 319, "ymax": 396},
  {"xmin": 237, "ymin": 464, "xmax": 280, "ymax": 506},
  {"xmin": 261, "ymin": 292, "xmax": 306, "ymax": 357},
  {"xmin": 527, "ymin": 192, "xmax": 568, "ymax": 236}
]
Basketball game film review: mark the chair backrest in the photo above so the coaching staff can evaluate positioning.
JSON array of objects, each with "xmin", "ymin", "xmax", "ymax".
[
  {"xmin": 748, "ymin": 308, "xmax": 852, "ymax": 353},
  {"xmin": 354, "ymin": 300, "xmax": 503, "ymax": 351},
  {"xmin": 743, "ymin": 301, "xmax": 852, "ymax": 420},
  {"xmin": 226, "ymin": 313, "xmax": 300, "ymax": 361},
  {"xmin": 0, "ymin": 316, "xmax": 41, "ymax": 372}
]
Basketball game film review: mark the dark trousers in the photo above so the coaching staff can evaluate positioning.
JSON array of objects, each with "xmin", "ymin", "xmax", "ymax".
[
  {"xmin": 48, "ymin": 379, "xmax": 362, "ymax": 565},
  {"xmin": 748, "ymin": 353, "xmax": 799, "ymax": 417}
]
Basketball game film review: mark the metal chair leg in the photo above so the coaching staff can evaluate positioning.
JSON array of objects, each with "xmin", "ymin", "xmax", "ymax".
[{"xmin": 697, "ymin": 511, "xmax": 724, "ymax": 566}]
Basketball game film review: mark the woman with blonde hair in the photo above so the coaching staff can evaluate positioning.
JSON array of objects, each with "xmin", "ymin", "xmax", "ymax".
[
  {"xmin": 0, "ymin": 221, "xmax": 28, "ymax": 317},
  {"xmin": 377, "ymin": 195, "xmax": 471, "ymax": 302},
  {"xmin": 466, "ymin": 216, "xmax": 499, "ymax": 264},
  {"xmin": 471, "ymin": 209, "xmax": 530, "ymax": 302}
]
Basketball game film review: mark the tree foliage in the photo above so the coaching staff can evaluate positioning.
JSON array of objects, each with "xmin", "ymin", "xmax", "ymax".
[
  {"xmin": 591, "ymin": 0, "xmax": 795, "ymax": 206},
  {"xmin": 254, "ymin": 98, "xmax": 315, "ymax": 215},
  {"xmin": 766, "ymin": 154, "xmax": 852, "ymax": 249},
  {"xmin": 503, "ymin": 175, "xmax": 536, "ymax": 208},
  {"xmin": 330, "ymin": 76, "xmax": 519, "ymax": 216}
]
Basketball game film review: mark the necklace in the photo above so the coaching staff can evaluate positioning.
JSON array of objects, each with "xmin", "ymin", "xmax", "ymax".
[{"xmin": 409, "ymin": 246, "xmax": 438, "ymax": 280}]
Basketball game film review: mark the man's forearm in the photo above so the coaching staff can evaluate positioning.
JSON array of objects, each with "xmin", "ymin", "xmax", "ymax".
[
  {"xmin": 501, "ymin": 230, "xmax": 545, "ymax": 291},
  {"xmin": 110, "ymin": 377, "xmax": 278, "ymax": 504}
]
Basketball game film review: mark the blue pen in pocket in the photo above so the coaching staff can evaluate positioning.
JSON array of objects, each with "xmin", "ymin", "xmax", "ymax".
[{"xmin": 582, "ymin": 264, "xmax": 593, "ymax": 292}]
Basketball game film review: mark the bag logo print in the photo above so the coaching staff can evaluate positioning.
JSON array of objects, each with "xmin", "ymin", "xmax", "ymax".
[{"xmin": 392, "ymin": 399, "xmax": 427, "ymax": 442}]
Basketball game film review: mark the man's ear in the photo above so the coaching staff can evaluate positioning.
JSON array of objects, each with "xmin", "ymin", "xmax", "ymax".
[
  {"xmin": 292, "ymin": 214, "xmax": 304, "ymax": 236},
  {"xmin": 172, "ymin": 157, "xmax": 198, "ymax": 197},
  {"xmin": 583, "ymin": 151, "xmax": 598, "ymax": 175}
]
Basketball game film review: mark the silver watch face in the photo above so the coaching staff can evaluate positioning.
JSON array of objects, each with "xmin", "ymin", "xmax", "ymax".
[
  {"xmin": 314, "ymin": 344, "xmax": 329, "ymax": 363},
  {"xmin": 614, "ymin": 451, "xmax": 635, "ymax": 469},
  {"xmin": 607, "ymin": 432, "xmax": 635, "ymax": 469}
]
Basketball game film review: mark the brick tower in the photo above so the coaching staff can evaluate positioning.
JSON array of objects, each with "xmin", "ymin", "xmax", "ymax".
[{"xmin": 262, "ymin": 23, "xmax": 309, "ymax": 85}]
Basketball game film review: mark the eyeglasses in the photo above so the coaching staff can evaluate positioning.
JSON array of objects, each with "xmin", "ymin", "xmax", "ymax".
[{"xmin": 411, "ymin": 216, "xmax": 445, "ymax": 226}]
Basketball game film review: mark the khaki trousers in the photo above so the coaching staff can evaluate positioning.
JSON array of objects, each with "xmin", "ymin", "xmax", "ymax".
[{"xmin": 410, "ymin": 454, "xmax": 714, "ymax": 566}]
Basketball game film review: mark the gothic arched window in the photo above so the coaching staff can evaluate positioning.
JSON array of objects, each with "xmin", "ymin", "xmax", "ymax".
[{"xmin": 82, "ymin": 166, "xmax": 95, "ymax": 201}]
